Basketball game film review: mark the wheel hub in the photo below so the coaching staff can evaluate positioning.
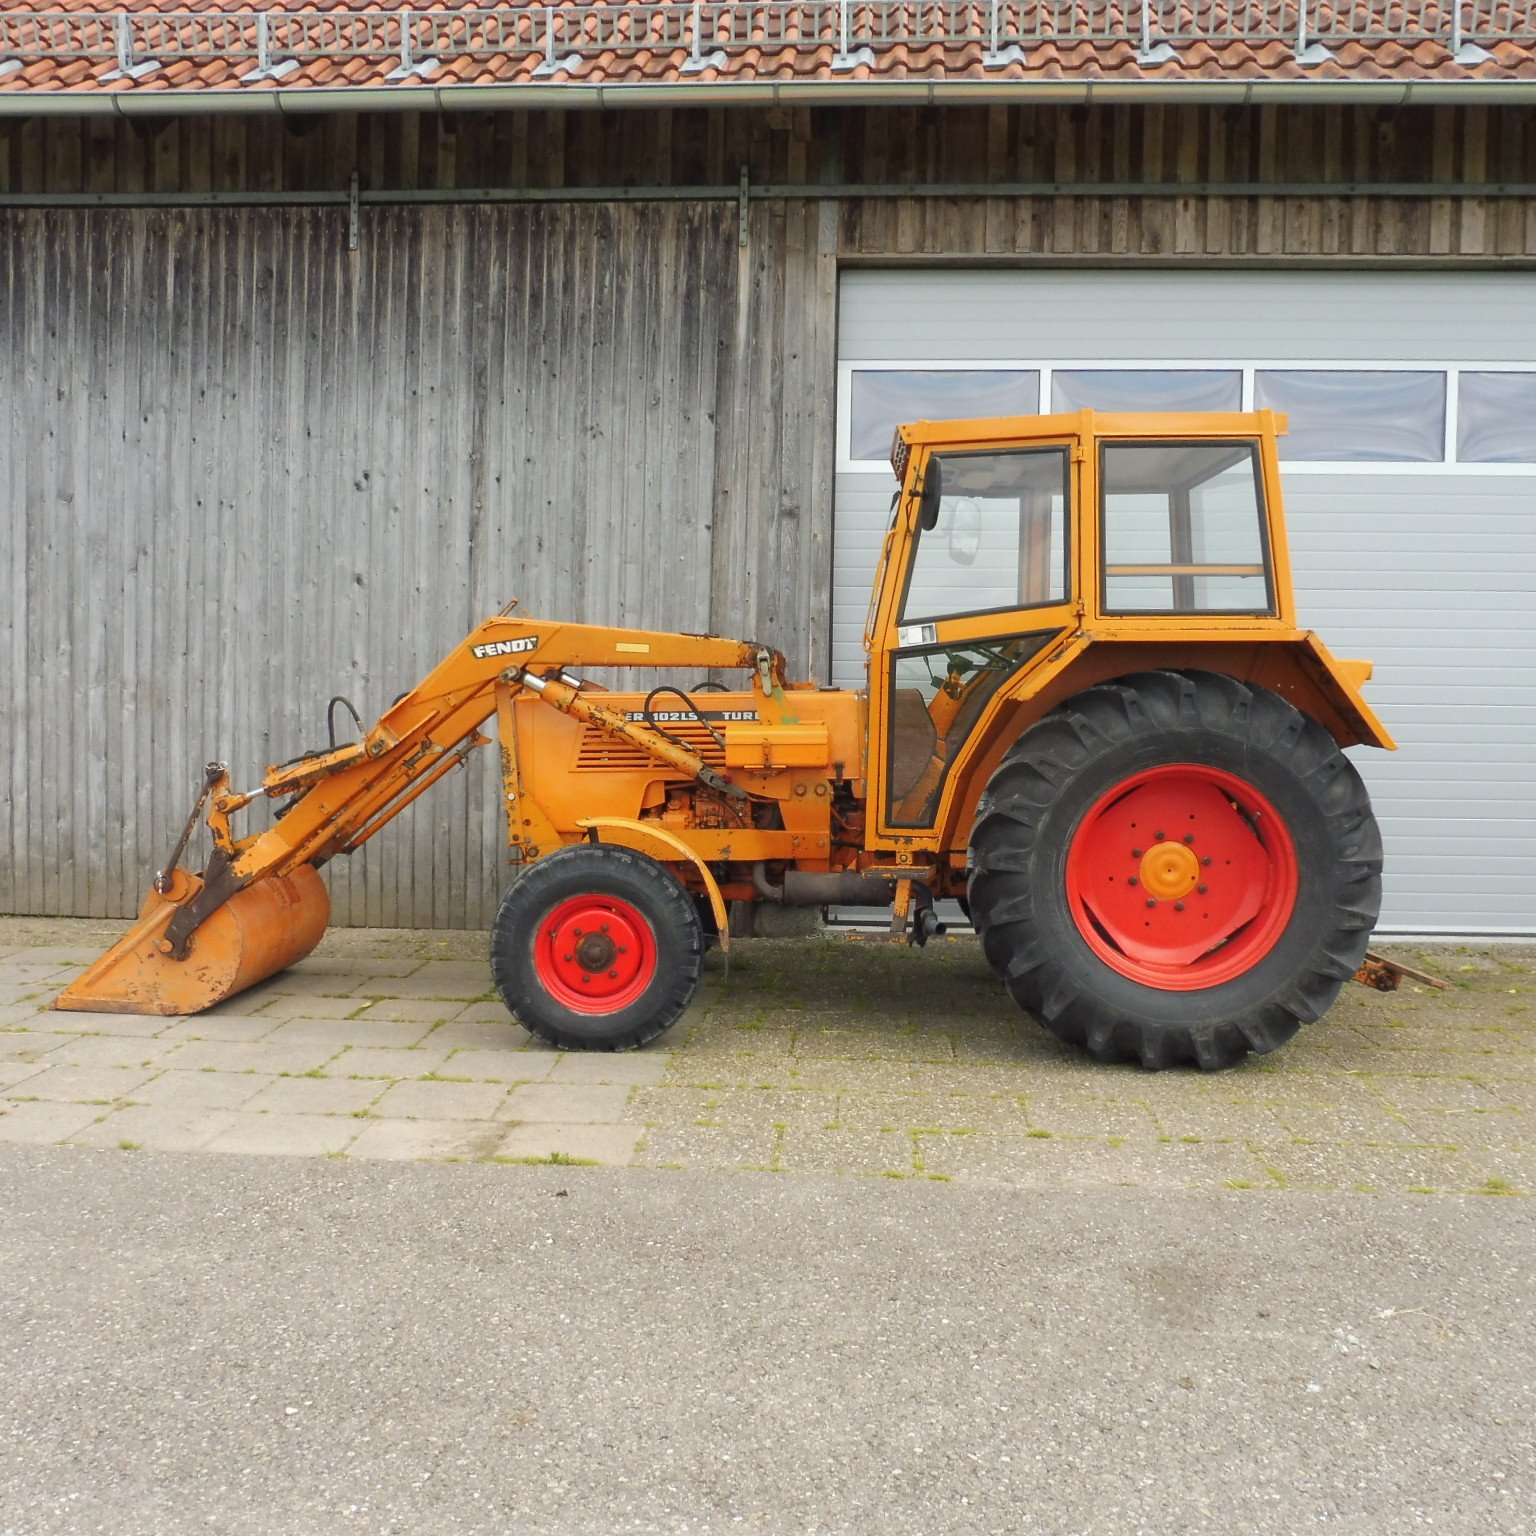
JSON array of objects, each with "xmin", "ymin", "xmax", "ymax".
[
  {"xmin": 534, "ymin": 896, "xmax": 656, "ymax": 1014},
  {"xmin": 574, "ymin": 931, "xmax": 617, "ymax": 972},
  {"xmin": 1139, "ymin": 840, "xmax": 1200, "ymax": 901},
  {"xmin": 1065, "ymin": 763, "xmax": 1299, "ymax": 991}
]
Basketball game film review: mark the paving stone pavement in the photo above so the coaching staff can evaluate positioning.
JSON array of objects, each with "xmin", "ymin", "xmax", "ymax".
[{"xmin": 1, "ymin": 915, "xmax": 1533, "ymax": 1196}]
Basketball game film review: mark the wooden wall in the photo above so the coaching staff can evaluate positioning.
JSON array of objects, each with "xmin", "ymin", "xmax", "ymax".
[
  {"xmin": 835, "ymin": 103, "xmax": 1536, "ymax": 258},
  {"xmin": 1, "ymin": 102, "xmax": 1530, "ymax": 925},
  {"xmin": 3, "ymin": 103, "xmax": 1534, "ymax": 258},
  {"xmin": 0, "ymin": 198, "xmax": 835, "ymax": 925}
]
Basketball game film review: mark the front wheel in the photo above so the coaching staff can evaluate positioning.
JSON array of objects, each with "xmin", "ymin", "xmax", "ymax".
[
  {"xmin": 967, "ymin": 670, "xmax": 1383, "ymax": 1070},
  {"xmin": 490, "ymin": 844, "xmax": 704, "ymax": 1051}
]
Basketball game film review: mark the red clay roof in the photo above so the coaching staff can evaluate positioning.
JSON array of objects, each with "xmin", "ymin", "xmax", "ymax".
[{"xmin": 0, "ymin": 1, "xmax": 1532, "ymax": 100}]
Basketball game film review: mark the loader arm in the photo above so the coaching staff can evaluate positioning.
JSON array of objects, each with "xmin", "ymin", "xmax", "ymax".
[
  {"xmin": 56, "ymin": 614, "xmax": 785, "ymax": 1016},
  {"xmin": 217, "ymin": 617, "xmax": 782, "ymax": 878}
]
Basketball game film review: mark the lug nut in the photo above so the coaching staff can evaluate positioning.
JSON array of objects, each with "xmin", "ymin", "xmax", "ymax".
[
  {"xmin": 1202, "ymin": 857, "xmax": 1213, "ymax": 867},
  {"xmin": 580, "ymin": 974, "xmax": 591, "ymax": 983},
  {"xmin": 1155, "ymin": 829, "xmax": 1166, "ymax": 840},
  {"xmin": 1145, "ymin": 898, "xmax": 1157, "ymax": 909},
  {"xmin": 601, "ymin": 924, "xmax": 610, "ymax": 933},
  {"xmin": 1198, "ymin": 885, "xmax": 1208, "ymax": 895},
  {"xmin": 1128, "ymin": 876, "xmax": 1138, "ymax": 886},
  {"xmin": 1131, "ymin": 848, "xmax": 1143, "ymax": 858},
  {"xmin": 608, "ymin": 969, "xmax": 618, "ymax": 979},
  {"xmin": 1174, "ymin": 902, "xmax": 1185, "ymax": 912},
  {"xmin": 1183, "ymin": 834, "xmax": 1194, "ymax": 845}
]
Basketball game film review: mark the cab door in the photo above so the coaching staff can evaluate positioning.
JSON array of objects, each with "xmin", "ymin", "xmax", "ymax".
[{"xmin": 868, "ymin": 439, "xmax": 1079, "ymax": 849}]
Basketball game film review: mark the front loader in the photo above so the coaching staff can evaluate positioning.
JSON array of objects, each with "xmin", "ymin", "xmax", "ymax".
[{"xmin": 58, "ymin": 409, "xmax": 1394, "ymax": 1070}]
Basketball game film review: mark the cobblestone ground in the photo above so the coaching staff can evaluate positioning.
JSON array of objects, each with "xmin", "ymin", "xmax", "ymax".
[{"xmin": 1, "ymin": 916, "xmax": 1532, "ymax": 1195}]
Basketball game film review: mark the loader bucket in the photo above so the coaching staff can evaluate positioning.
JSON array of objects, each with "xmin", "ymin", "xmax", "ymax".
[{"xmin": 54, "ymin": 864, "xmax": 331, "ymax": 1017}]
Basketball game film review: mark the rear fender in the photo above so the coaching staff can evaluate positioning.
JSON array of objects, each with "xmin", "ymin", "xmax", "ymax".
[
  {"xmin": 1246, "ymin": 634, "xmax": 1395, "ymax": 753},
  {"xmin": 940, "ymin": 634, "xmax": 1394, "ymax": 855}
]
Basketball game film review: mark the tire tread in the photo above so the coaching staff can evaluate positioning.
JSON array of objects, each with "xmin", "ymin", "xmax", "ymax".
[
  {"xmin": 489, "ymin": 845, "xmax": 703, "ymax": 1052},
  {"xmin": 969, "ymin": 669, "xmax": 1383, "ymax": 1071}
]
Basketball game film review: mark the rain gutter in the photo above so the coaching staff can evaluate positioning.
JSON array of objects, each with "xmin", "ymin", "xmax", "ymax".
[{"xmin": 3, "ymin": 76, "xmax": 1536, "ymax": 117}]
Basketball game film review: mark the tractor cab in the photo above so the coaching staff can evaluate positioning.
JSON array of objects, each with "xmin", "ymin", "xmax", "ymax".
[{"xmin": 866, "ymin": 411, "xmax": 1388, "ymax": 856}]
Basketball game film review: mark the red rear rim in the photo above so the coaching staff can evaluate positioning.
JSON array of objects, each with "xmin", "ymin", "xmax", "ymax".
[
  {"xmin": 1065, "ymin": 763, "xmax": 1299, "ymax": 992},
  {"xmin": 533, "ymin": 894, "xmax": 657, "ymax": 1014}
]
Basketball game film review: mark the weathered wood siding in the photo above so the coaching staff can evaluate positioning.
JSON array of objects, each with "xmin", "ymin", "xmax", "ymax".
[
  {"xmin": 834, "ymin": 103, "xmax": 1536, "ymax": 259},
  {"xmin": 3, "ymin": 103, "xmax": 1533, "ymax": 259},
  {"xmin": 1, "ymin": 101, "xmax": 1530, "ymax": 924},
  {"xmin": 0, "ymin": 200, "xmax": 835, "ymax": 925}
]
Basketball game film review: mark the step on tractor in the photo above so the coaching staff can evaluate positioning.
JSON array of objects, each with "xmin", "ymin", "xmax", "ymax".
[{"xmin": 58, "ymin": 410, "xmax": 1394, "ymax": 1070}]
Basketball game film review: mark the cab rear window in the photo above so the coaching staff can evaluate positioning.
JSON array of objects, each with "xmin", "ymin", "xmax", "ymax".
[{"xmin": 1099, "ymin": 441, "xmax": 1274, "ymax": 616}]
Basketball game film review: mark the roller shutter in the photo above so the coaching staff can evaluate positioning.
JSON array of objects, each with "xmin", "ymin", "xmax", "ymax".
[{"xmin": 835, "ymin": 270, "xmax": 1536, "ymax": 935}]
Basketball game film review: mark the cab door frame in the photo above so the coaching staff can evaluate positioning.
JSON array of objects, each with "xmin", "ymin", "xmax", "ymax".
[{"xmin": 866, "ymin": 422, "xmax": 1083, "ymax": 853}]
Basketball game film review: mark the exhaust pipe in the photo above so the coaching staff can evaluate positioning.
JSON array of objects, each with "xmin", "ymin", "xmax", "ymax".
[
  {"xmin": 751, "ymin": 862, "xmax": 948, "ymax": 947},
  {"xmin": 751, "ymin": 862, "xmax": 897, "ymax": 907}
]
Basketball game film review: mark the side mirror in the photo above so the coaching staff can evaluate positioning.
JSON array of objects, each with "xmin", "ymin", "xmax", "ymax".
[{"xmin": 918, "ymin": 458, "xmax": 943, "ymax": 531}]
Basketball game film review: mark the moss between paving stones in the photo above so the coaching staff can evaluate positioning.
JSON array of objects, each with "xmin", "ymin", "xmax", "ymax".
[{"xmin": 0, "ymin": 921, "xmax": 1532, "ymax": 1191}]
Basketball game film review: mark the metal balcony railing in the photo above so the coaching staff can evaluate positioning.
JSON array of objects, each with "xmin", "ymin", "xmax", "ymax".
[{"xmin": 0, "ymin": 2, "xmax": 1530, "ymax": 84}]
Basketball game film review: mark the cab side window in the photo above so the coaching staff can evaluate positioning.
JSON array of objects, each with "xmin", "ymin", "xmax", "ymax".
[{"xmin": 901, "ymin": 447, "xmax": 1070, "ymax": 624}]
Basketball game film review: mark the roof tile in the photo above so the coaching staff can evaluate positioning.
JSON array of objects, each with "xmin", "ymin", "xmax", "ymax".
[{"xmin": 0, "ymin": 0, "xmax": 1530, "ymax": 99}]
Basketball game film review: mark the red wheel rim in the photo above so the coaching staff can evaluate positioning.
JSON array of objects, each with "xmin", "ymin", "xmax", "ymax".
[
  {"xmin": 533, "ymin": 894, "xmax": 657, "ymax": 1014},
  {"xmin": 1065, "ymin": 763, "xmax": 1299, "ymax": 992}
]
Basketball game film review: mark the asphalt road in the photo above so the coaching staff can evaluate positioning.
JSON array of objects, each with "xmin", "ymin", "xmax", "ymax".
[{"xmin": 1, "ymin": 1146, "xmax": 1531, "ymax": 1536}]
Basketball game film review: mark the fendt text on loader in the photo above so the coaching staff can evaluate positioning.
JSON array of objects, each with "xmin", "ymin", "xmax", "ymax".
[{"xmin": 58, "ymin": 410, "xmax": 1394, "ymax": 1071}]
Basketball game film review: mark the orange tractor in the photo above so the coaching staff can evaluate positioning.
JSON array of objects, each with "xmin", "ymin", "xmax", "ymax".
[{"xmin": 58, "ymin": 410, "xmax": 1393, "ymax": 1070}]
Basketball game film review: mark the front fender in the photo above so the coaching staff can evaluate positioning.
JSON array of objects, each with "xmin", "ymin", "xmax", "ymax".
[{"xmin": 574, "ymin": 817, "xmax": 730, "ymax": 955}]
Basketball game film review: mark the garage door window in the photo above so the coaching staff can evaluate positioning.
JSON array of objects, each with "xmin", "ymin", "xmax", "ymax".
[
  {"xmin": 1101, "ymin": 441, "xmax": 1272, "ymax": 615},
  {"xmin": 849, "ymin": 370, "xmax": 1039, "ymax": 462},
  {"xmin": 1052, "ymin": 370, "xmax": 1241, "ymax": 414},
  {"xmin": 1457, "ymin": 372, "xmax": 1536, "ymax": 463},
  {"xmin": 1255, "ymin": 370, "xmax": 1446, "ymax": 462},
  {"xmin": 901, "ymin": 447, "xmax": 1069, "ymax": 624}
]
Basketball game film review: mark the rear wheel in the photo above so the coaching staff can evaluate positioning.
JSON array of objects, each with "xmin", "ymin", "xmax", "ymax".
[
  {"xmin": 490, "ymin": 844, "xmax": 704, "ymax": 1051},
  {"xmin": 967, "ymin": 670, "xmax": 1382, "ymax": 1070}
]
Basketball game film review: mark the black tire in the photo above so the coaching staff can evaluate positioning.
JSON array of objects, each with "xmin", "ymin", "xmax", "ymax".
[
  {"xmin": 490, "ymin": 844, "xmax": 704, "ymax": 1051},
  {"xmin": 967, "ymin": 670, "xmax": 1382, "ymax": 1071}
]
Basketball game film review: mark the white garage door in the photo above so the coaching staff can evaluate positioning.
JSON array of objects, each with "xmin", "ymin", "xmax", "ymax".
[{"xmin": 834, "ymin": 270, "xmax": 1536, "ymax": 935}]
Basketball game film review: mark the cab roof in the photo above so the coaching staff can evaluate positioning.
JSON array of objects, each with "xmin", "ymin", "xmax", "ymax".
[{"xmin": 894, "ymin": 409, "xmax": 1289, "ymax": 450}]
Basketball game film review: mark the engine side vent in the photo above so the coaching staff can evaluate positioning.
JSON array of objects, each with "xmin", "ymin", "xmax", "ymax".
[{"xmin": 574, "ymin": 721, "xmax": 727, "ymax": 771}]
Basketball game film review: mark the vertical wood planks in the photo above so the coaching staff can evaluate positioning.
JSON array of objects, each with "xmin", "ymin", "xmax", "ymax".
[{"xmin": 1, "ymin": 201, "xmax": 829, "ymax": 926}]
